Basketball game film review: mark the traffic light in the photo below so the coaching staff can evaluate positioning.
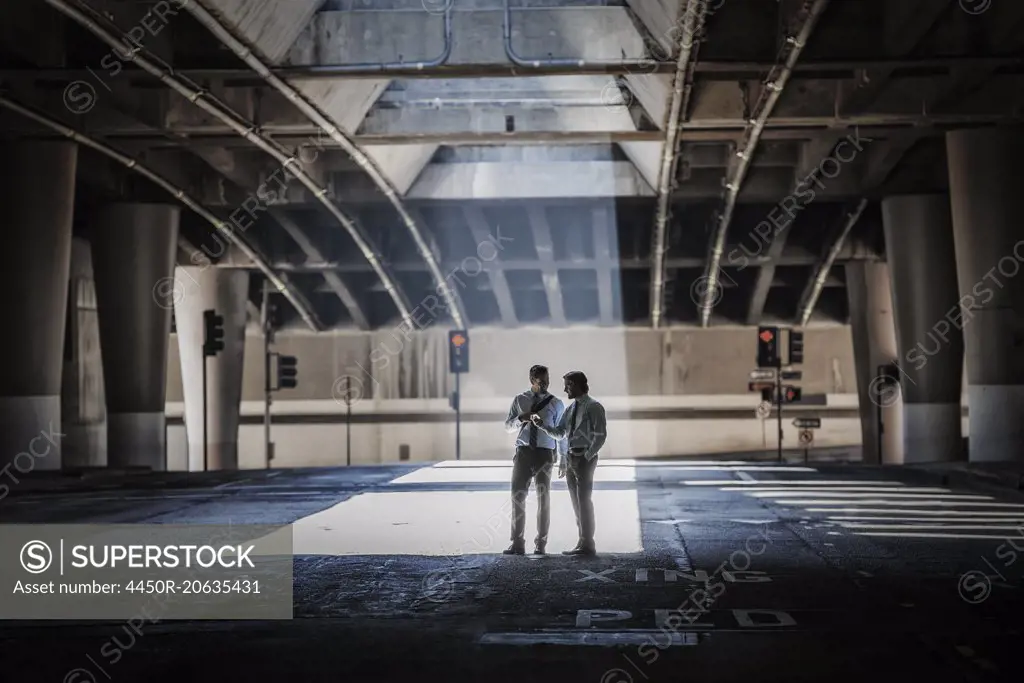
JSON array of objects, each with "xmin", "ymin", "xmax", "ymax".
[
  {"xmin": 757, "ymin": 326, "xmax": 779, "ymax": 368},
  {"xmin": 277, "ymin": 355, "xmax": 298, "ymax": 389},
  {"xmin": 789, "ymin": 330, "xmax": 804, "ymax": 365},
  {"xmin": 203, "ymin": 310, "xmax": 224, "ymax": 356},
  {"xmin": 449, "ymin": 330, "xmax": 469, "ymax": 373},
  {"xmin": 782, "ymin": 386, "xmax": 802, "ymax": 403}
]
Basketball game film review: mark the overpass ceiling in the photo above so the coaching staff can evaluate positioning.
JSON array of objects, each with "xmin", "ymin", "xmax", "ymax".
[{"xmin": 1, "ymin": 0, "xmax": 1022, "ymax": 330}]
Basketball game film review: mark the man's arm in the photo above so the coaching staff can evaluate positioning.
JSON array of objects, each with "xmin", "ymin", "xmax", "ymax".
[
  {"xmin": 537, "ymin": 405, "xmax": 569, "ymax": 439},
  {"xmin": 552, "ymin": 400, "xmax": 568, "ymax": 462},
  {"xmin": 583, "ymin": 402, "xmax": 607, "ymax": 459},
  {"xmin": 504, "ymin": 396, "xmax": 525, "ymax": 434}
]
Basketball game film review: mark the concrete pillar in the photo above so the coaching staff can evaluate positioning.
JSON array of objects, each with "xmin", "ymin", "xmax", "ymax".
[
  {"xmin": 172, "ymin": 267, "xmax": 249, "ymax": 471},
  {"xmin": 91, "ymin": 204, "xmax": 180, "ymax": 470},
  {"xmin": 882, "ymin": 195, "xmax": 964, "ymax": 463},
  {"xmin": 846, "ymin": 262, "xmax": 904, "ymax": 465},
  {"xmin": 946, "ymin": 127, "xmax": 1024, "ymax": 463},
  {"xmin": 61, "ymin": 238, "xmax": 108, "ymax": 467},
  {"xmin": 0, "ymin": 142, "xmax": 77, "ymax": 472}
]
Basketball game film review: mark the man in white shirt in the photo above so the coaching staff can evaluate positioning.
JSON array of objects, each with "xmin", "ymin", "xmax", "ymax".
[
  {"xmin": 502, "ymin": 364, "xmax": 566, "ymax": 555},
  {"xmin": 532, "ymin": 370, "xmax": 606, "ymax": 555}
]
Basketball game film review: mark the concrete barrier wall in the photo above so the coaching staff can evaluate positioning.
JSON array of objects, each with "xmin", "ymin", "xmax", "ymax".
[{"xmin": 160, "ymin": 325, "xmax": 896, "ymax": 468}]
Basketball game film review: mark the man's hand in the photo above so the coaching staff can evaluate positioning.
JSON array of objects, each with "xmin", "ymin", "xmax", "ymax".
[
  {"xmin": 518, "ymin": 412, "xmax": 532, "ymax": 423},
  {"xmin": 530, "ymin": 413, "xmax": 543, "ymax": 426},
  {"xmin": 558, "ymin": 461, "xmax": 566, "ymax": 479}
]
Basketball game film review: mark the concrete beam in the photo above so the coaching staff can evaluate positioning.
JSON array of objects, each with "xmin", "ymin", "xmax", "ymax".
[
  {"xmin": 592, "ymin": 205, "xmax": 618, "ymax": 325},
  {"xmin": 286, "ymin": 6, "xmax": 647, "ymax": 66},
  {"xmin": 408, "ymin": 161, "xmax": 656, "ymax": 200},
  {"xmin": 269, "ymin": 208, "xmax": 369, "ymax": 330},
  {"xmin": 362, "ymin": 144, "xmax": 439, "ymax": 195},
  {"xmin": 202, "ymin": 0, "xmax": 323, "ymax": 64},
  {"xmin": 526, "ymin": 205, "xmax": 567, "ymax": 326},
  {"xmin": 619, "ymin": 141, "xmax": 661, "ymax": 191},
  {"xmin": 463, "ymin": 206, "xmax": 517, "ymax": 327}
]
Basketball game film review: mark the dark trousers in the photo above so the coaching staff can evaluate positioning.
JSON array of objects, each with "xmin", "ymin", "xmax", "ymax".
[
  {"xmin": 510, "ymin": 446, "xmax": 554, "ymax": 546},
  {"xmin": 566, "ymin": 452, "xmax": 598, "ymax": 547}
]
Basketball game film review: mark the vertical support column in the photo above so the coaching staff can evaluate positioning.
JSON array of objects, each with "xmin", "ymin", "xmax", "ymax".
[
  {"xmin": 173, "ymin": 267, "xmax": 249, "ymax": 471},
  {"xmin": 846, "ymin": 262, "xmax": 903, "ymax": 465},
  {"xmin": 61, "ymin": 237, "xmax": 108, "ymax": 467},
  {"xmin": 91, "ymin": 204, "xmax": 180, "ymax": 470},
  {"xmin": 947, "ymin": 127, "xmax": 1024, "ymax": 463},
  {"xmin": 0, "ymin": 142, "xmax": 77, "ymax": 472},
  {"xmin": 882, "ymin": 195, "xmax": 964, "ymax": 463}
]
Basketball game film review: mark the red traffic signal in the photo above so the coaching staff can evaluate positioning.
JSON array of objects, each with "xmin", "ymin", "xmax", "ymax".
[
  {"xmin": 759, "ymin": 329, "xmax": 774, "ymax": 343},
  {"xmin": 783, "ymin": 386, "xmax": 801, "ymax": 403}
]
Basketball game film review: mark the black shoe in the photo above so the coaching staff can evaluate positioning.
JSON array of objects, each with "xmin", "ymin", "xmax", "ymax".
[
  {"xmin": 561, "ymin": 542, "xmax": 583, "ymax": 556},
  {"xmin": 503, "ymin": 543, "xmax": 525, "ymax": 555},
  {"xmin": 563, "ymin": 544, "xmax": 596, "ymax": 556},
  {"xmin": 533, "ymin": 543, "xmax": 547, "ymax": 555}
]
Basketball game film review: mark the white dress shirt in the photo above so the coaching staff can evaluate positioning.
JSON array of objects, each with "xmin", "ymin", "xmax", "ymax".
[
  {"xmin": 504, "ymin": 390, "xmax": 567, "ymax": 455},
  {"xmin": 538, "ymin": 393, "xmax": 607, "ymax": 465}
]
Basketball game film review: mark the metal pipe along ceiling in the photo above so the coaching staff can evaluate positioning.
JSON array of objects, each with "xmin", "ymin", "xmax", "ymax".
[
  {"xmin": 698, "ymin": 0, "xmax": 831, "ymax": 326},
  {"xmin": 796, "ymin": 198, "xmax": 868, "ymax": 327},
  {"xmin": 650, "ymin": 0, "xmax": 709, "ymax": 329},
  {"xmin": 44, "ymin": 0, "xmax": 414, "ymax": 327},
  {"xmin": 183, "ymin": 0, "xmax": 468, "ymax": 330},
  {"xmin": 0, "ymin": 96, "xmax": 324, "ymax": 333}
]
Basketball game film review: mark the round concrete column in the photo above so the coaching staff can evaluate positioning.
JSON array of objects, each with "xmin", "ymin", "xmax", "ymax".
[
  {"xmin": 947, "ymin": 127, "xmax": 1024, "ymax": 463},
  {"xmin": 882, "ymin": 195, "xmax": 964, "ymax": 463},
  {"xmin": 172, "ymin": 267, "xmax": 249, "ymax": 471},
  {"xmin": 91, "ymin": 204, "xmax": 180, "ymax": 470},
  {"xmin": 0, "ymin": 142, "xmax": 77, "ymax": 472},
  {"xmin": 846, "ymin": 262, "xmax": 904, "ymax": 465},
  {"xmin": 61, "ymin": 237, "xmax": 108, "ymax": 468}
]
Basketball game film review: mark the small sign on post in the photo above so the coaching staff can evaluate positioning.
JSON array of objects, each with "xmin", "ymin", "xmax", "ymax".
[
  {"xmin": 798, "ymin": 429, "xmax": 814, "ymax": 445},
  {"xmin": 756, "ymin": 401, "xmax": 772, "ymax": 419},
  {"xmin": 750, "ymin": 369, "xmax": 776, "ymax": 381},
  {"xmin": 792, "ymin": 417, "xmax": 821, "ymax": 429}
]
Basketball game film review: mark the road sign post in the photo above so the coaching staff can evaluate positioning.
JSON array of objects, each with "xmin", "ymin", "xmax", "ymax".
[
  {"xmin": 798, "ymin": 428, "xmax": 814, "ymax": 463},
  {"xmin": 449, "ymin": 330, "xmax": 469, "ymax": 461}
]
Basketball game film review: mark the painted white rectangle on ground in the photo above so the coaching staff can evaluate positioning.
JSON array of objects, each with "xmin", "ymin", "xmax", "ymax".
[{"xmin": 480, "ymin": 631, "xmax": 699, "ymax": 646}]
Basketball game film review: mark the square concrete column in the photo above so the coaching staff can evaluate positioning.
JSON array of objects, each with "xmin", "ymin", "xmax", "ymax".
[
  {"xmin": 846, "ymin": 261, "xmax": 904, "ymax": 465},
  {"xmin": 172, "ymin": 267, "xmax": 249, "ymax": 471},
  {"xmin": 882, "ymin": 195, "xmax": 964, "ymax": 463},
  {"xmin": 0, "ymin": 142, "xmax": 77, "ymax": 472},
  {"xmin": 91, "ymin": 204, "xmax": 180, "ymax": 470},
  {"xmin": 946, "ymin": 127, "xmax": 1024, "ymax": 463}
]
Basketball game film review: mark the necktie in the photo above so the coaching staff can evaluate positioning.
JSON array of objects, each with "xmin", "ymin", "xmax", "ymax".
[
  {"xmin": 568, "ymin": 402, "xmax": 579, "ymax": 440},
  {"xmin": 529, "ymin": 394, "xmax": 542, "ymax": 447}
]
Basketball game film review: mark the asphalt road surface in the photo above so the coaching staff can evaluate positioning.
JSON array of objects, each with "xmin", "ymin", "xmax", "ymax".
[{"xmin": 1, "ymin": 459, "xmax": 1022, "ymax": 682}]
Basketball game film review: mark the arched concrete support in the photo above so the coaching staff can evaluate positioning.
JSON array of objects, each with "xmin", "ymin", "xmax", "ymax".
[
  {"xmin": 61, "ymin": 237, "xmax": 107, "ymax": 467},
  {"xmin": 882, "ymin": 195, "xmax": 964, "ymax": 463},
  {"xmin": 846, "ymin": 262, "xmax": 904, "ymax": 465},
  {"xmin": 172, "ymin": 267, "xmax": 248, "ymax": 471},
  {"xmin": 0, "ymin": 142, "xmax": 77, "ymax": 472},
  {"xmin": 947, "ymin": 127, "xmax": 1024, "ymax": 463},
  {"xmin": 91, "ymin": 204, "xmax": 180, "ymax": 470}
]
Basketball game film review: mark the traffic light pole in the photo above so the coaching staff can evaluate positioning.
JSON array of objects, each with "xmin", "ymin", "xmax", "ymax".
[
  {"xmin": 202, "ymin": 354, "xmax": 208, "ymax": 471},
  {"xmin": 776, "ymin": 357, "xmax": 783, "ymax": 463},
  {"xmin": 262, "ymin": 284, "xmax": 272, "ymax": 469},
  {"xmin": 455, "ymin": 370, "xmax": 461, "ymax": 461},
  {"xmin": 345, "ymin": 376, "xmax": 352, "ymax": 467}
]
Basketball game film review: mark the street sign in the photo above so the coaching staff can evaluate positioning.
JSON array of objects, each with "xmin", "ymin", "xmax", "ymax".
[
  {"xmin": 748, "ymin": 381, "xmax": 774, "ymax": 392},
  {"xmin": 792, "ymin": 417, "xmax": 821, "ymax": 429},
  {"xmin": 750, "ymin": 369, "xmax": 776, "ymax": 381},
  {"xmin": 798, "ymin": 429, "xmax": 814, "ymax": 445},
  {"xmin": 780, "ymin": 370, "xmax": 802, "ymax": 380},
  {"xmin": 756, "ymin": 401, "xmax": 772, "ymax": 419}
]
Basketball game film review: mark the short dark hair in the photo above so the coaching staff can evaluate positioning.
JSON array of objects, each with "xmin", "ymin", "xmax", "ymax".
[
  {"xmin": 529, "ymin": 364, "xmax": 549, "ymax": 380},
  {"xmin": 563, "ymin": 370, "xmax": 588, "ymax": 393}
]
